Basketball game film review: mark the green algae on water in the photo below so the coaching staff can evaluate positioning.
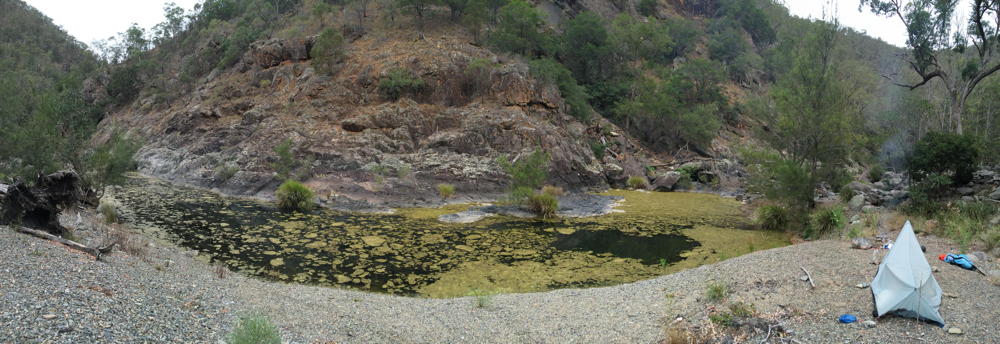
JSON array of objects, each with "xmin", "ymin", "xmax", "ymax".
[{"xmin": 111, "ymin": 177, "xmax": 789, "ymax": 297}]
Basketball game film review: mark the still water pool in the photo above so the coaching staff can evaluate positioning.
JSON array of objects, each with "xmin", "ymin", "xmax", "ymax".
[{"xmin": 111, "ymin": 176, "xmax": 788, "ymax": 297}]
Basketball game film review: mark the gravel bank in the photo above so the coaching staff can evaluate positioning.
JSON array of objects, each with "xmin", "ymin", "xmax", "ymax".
[{"xmin": 1, "ymin": 217, "xmax": 997, "ymax": 343}]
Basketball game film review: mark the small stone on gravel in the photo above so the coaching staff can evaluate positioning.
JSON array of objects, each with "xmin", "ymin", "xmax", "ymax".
[
  {"xmin": 863, "ymin": 320, "xmax": 876, "ymax": 328},
  {"xmin": 41, "ymin": 314, "xmax": 57, "ymax": 320},
  {"xmin": 948, "ymin": 327, "xmax": 964, "ymax": 335}
]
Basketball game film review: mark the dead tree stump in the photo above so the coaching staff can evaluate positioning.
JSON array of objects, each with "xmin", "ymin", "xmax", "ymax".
[{"xmin": 1, "ymin": 170, "xmax": 83, "ymax": 237}]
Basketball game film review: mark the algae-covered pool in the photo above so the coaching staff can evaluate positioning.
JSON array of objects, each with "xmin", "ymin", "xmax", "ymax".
[{"xmin": 112, "ymin": 176, "xmax": 789, "ymax": 297}]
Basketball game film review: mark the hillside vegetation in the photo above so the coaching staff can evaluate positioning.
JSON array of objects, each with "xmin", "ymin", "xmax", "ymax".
[{"xmin": 2, "ymin": 0, "xmax": 999, "ymax": 216}]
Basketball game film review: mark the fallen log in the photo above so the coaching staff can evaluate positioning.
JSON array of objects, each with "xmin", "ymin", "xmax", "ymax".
[{"xmin": 16, "ymin": 226, "xmax": 114, "ymax": 260}]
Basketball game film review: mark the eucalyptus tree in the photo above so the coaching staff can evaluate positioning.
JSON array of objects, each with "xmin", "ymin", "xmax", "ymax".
[{"xmin": 861, "ymin": 0, "xmax": 1000, "ymax": 134}]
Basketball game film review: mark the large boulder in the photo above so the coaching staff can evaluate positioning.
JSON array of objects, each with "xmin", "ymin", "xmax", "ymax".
[
  {"xmin": 990, "ymin": 187, "xmax": 1000, "ymax": 200},
  {"xmin": 848, "ymin": 194, "xmax": 866, "ymax": 211},
  {"xmin": 243, "ymin": 36, "xmax": 316, "ymax": 69},
  {"xmin": 651, "ymin": 171, "xmax": 681, "ymax": 191}
]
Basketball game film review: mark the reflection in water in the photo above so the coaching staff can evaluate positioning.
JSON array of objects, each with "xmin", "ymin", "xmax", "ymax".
[
  {"xmin": 553, "ymin": 230, "xmax": 699, "ymax": 265},
  {"xmin": 112, "ymin": 176, "xmax": 788, "ymax": 297}
]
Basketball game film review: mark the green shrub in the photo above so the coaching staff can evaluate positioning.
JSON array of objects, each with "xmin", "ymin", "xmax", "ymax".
[
  {"xmin": 437, "ymin": 183, "xmax": 456, "ymax": 199},
  {"xmin": 806, "ymin": 207, "xmax": 845, "ymax": 239},
  {"xmin": 956, "ymin": 201, "xmax": 998, "ymax": 223},
  {"xmin": 905, "ymin": 173, "xmax": 952, "ymax": 216},
  {"xmin": 467, "ymin": 288, "xmax": 496, "ymax": 308},
  {"xmin": 498, "ymin": 149, "xmax": 550, "ymax": 204},
  {"xmin": 311, "ymin": 28, "xmax": 346, "ymax": 75},
  {"xmin": 868, "ymin": 165, "xmax": 885, "ymax": 182},
  {"xmin": 215, "ymin": 164, "xmax": 239, "ymax": 181},
  {"xmin": 488, "ymin": 0, "xmax": 552, "ymax": 56},
  {"xmin": 839, "ymin": 184, "xmax": 855, "ymax": 204},
  {"xmin": 82, "ymin": 130, "xmax": 141, "ymax": 195},
  {"xmin": 226, "ymin": 314, "xmax": 281, "ymax": 344},
  {"xmin": 756, "ymin": 205, "xmax": 789, "ymax": 231},
  {"xmin": 275, "ymin": 180, "xmax": 315, "ymax": 212},
  {"xmin": 590, "ymin": 141, "xmax": 606, "ymax": 160},
  {"xmin": 378, "ymin": 68, "xmax": 426, "ymax": 101},
  {"xmin": 941, "ymin": 215, "xmax": 980, "ymax": 252},
  {"xmin": 907, "ymin": 132, "xmax": 981, "ymax": 185},
  {"xmin": 98, "ymin": 200, "xmax": 119, "ymax": 224},
  {"xmin": 627, "ymin": 176, "xmax": 648, "ymax": 190},
  {"xmin": 271, "ymin": 139, "xmax": 296, "ymax": 181},
  {"xmin": 527, "ymin": 192, "xmax": 559, "ymax": 219},
  {"xmin": 676, "ymin": 174, "xmax": 693, "ymax": 189},
  {"xmin": 706, "ymin": 282, "xmax": 727, "ymax": 302},
  {"xmin": 528, "ymin": 58, "xmax": 592, "ymax": 121},
  {"xmin": 676, "ymin": 165, "xmax": 700, "ymax": 182},
  {"xmin": 637, "ymin": 0, "xmax": 657, "ymax": 17}
]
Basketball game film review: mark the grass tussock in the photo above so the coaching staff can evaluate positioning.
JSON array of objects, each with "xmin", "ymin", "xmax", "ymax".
[
  {"xmin": 627, "ymin": 176, "xmax": 649, "ymax": 190},
  {"xmin": 436, "ymin": 183, "xmax": 456, "ymax": 200},
  {"xmin": 97, "ymin": 199, "xmax": 119, "ymax": 224},
  {"xmin": 754, "ymin": 205, "xmax": 788, "ymax": 231},
  {"xmin": 527, "ymin": 192, "xmax": 559, "ymax": 219},
  {"xmin": 275, "ymin": 180, "xmax": 315, "ymax": 212},
  {"xmin": 226, "ymin": 314, "xmax": 281, "ymax": 344},
  {"xmin": 706, "ymin": 282, "xmax": 727, "ymax": 302}
]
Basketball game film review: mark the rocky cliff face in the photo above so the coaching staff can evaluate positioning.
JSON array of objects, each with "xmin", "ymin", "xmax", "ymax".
[{"xmin": 96, "ymin": 33, "xmax": 652, "ymax": 206}]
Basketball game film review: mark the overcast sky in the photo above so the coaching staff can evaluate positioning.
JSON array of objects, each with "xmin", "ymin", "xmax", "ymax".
[{"xmin": 24, "ymin": 0, "xmax": 974, "ymax": 49}]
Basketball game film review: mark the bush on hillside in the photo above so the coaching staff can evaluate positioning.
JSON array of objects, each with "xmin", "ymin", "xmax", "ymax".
[
  {"xmin": 225, "ymin": 314, "xmax": 281, "ymax": 344},
  {"xmin": 907, "ymin": 132, "xmax": 980, "ymax": 185},
  {"xmin": 378, "ymin": 68, "xmax": 426, "ymax": 101},
  {"xmin": 905, "ymin": 173, "xmax": 952, "ymax": 216},
  {"xmin": 311, "ymin": 28, "xmax": 346, "ymax": 75},
  {"xmin": 275, "ymin": 180, "xmax": 315, "ymax": 212},
  {"xmin": 638, "ymin": 0, "xmax": 657, "ymax": 17},
  {"xmin": 497, "ymin": 149, "xmax": 550, "ymax": 204},
  {"xmin": 437, "ymin": 183, "xmax": 456, "ymax": 199},
  {"xmin": 82, "ymin": 130, "xmax": 141, "ymax": 195},
  {"xmin": 868, "ymin": 164, "xmax": 885, "ymax": 182},
  {"xmin": 528, "ymin": 58, "xmax": 592, "ymax": 121}
]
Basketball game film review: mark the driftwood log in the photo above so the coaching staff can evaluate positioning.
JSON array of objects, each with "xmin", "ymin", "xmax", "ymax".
[
  {"xmin": 16, "ymin": 226, "xmax": 114, "ymax": 259},
  {"xmin": 1, "ymin": 170, "xmax": 83, "ymax": 237}
]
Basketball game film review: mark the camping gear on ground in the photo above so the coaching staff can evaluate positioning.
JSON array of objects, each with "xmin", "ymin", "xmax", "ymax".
[
  {"xmin": 838, "ymin": 314, "xmax": 857, "ymax": 323},
  {"xmin": 939, "ymin": 253, "xmax": 988, "ymax": 276},
  {"xmin": 870, "ymin": 221, "xmax": 945, "ymax": 327}
]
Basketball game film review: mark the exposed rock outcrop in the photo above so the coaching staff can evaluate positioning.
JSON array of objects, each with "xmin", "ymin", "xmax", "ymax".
[
  {"xmin": 242, "ymin": 37, "xmax": 316, "ymax": 70},
  {"xmin": 99, "ymin": 34, "xmax": 650, "ymax": 204}
]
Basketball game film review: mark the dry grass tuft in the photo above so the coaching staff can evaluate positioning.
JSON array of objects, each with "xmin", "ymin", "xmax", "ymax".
[{"xmin": 99, "ymin": 223, "xmax": 148, "ymax": 259}]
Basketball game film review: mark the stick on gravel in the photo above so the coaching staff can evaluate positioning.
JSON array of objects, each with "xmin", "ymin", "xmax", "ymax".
[{"xmin": 800, "ymin": 266, "xmax": 815, "ymax": 289}]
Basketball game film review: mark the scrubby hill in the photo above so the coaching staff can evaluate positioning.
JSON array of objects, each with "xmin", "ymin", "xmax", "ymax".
[
  {"xmin": 83, "ymin": 0, "xmax": 906, "ymax": 205},
  {"xmin": 0, "ymin": 0, "xmax": 101, "ymax": 179}
]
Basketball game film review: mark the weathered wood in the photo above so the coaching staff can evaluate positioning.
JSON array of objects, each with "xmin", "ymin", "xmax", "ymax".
[
  {"xmin": 16, "ymin": 226, "xmax": 114, "ymax": 260},
  {"xmin": 1, "ymin": 171, "xmax": 83, "ymax": 237},
  {"xmin": 800, "ymin": 266, "xmax": 815, "ymax": 289}
]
